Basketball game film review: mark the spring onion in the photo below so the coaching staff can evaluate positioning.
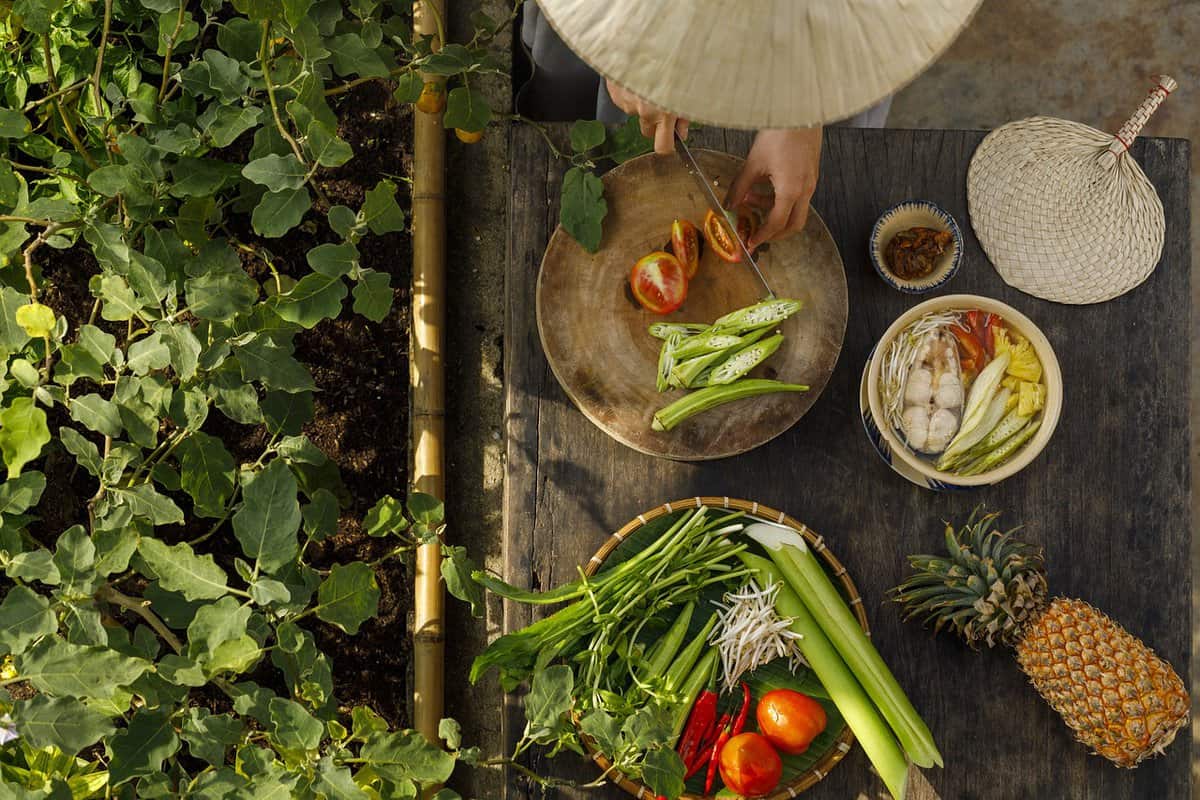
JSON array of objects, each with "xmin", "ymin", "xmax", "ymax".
[
  {"xmin": 740, "ymin": 553, "xmax": 910, "ymax": 800},
  {"xmin": 708, "ymin": 579, "xmax": 806, "ymax": 691},
  {"xmin": 651, "ymin": 379, "xmax": 809, "ymax": 431},
  {"xmin": 744, "ymin": 523, "xmax": 942, "ymax": 772}
]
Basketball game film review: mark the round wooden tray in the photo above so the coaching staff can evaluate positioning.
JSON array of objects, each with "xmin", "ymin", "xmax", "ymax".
[
  {"xmin": 536, "ymin": 151, "xmax": 848, "ymax": 461},
  {"xmin": 580, "ymin": 497, "xmax": 866, "ymax": 799}
]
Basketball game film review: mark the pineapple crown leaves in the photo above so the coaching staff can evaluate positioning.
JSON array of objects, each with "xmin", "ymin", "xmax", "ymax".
[{"xmin": 891, "ymin": 507, "xmax": 1048, "ymax": 649}]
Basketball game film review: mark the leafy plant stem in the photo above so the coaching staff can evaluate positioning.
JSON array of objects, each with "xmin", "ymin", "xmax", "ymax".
[
  {"xmin": 91, "ymin": 0, "xmax": 114, "ymax": 112},
  {"xmin": 158, "ymin": 1, "xmax": 188, "ymax": 102},
  {"xmin": 419, "ymin": 0, "xmax": 447, "ymax": 50},
  {"xmin": 323, "ymin": 65, "xmax": 413, "ymax": 98},
  {"xmin": 85, "ymin": 435, "xmax": 113, "ymax": 529},
  {"xmin": 42, "ymin": 36, "xmax": 100, "ymax": 170},
  {"xmin": 22, "ymin": 222, "xmax": 64, "ymax": 299},
  {"xmin": 22, "ymin": 78, "xmax": 88, "ymax": 112}
]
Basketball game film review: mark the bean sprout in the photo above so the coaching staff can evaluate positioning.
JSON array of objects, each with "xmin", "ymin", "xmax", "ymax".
[
  {"xmin": 708, "ymin": 580, "xmax": 806, "ymax": 691},
  {"xmin": 879, "ymin": 310, "xmax": 964, "ymax": 431}
]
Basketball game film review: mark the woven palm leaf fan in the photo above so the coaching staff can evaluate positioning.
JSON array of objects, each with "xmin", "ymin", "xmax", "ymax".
[{"xmin": 967, "ymin": 76, "xmax": 1177, "ymax": 304}]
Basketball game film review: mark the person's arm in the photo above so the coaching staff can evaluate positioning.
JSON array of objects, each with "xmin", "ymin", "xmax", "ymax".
[
  {"xmin": 725, "ymin": 128, "xmax": 822, "ymax": 249},
  {"xmin": 605, "ymin": 78, "xmax": 688, "ymax": 155}
]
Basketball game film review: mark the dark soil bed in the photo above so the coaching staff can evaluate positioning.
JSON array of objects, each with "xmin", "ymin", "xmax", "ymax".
[{"xmin": 34, "ymin": 80, "xmax": 416, "ymax": 728}]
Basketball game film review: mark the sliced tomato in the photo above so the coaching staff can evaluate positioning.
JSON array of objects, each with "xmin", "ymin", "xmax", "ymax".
[
  {"xmin": 951, "ymin": 324, "xmax": 988, "ymax": 370},
  {"xmin": 718, "ymin": 732, "xmax": 782, "ymax": 797},
  {"xmin": 670, "ymin": 219, "xmax": 701, "ymax": 279},
  {"xmin": 630, "ymin": 252, "xmax": 687, "ymax": 314},
  {"xmin": 702, "ymin": 209, "xmax": 757, "ymax": 263}
]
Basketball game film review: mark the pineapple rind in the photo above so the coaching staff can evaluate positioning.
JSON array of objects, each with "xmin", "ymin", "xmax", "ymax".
[{"xmin": 1014, "ymin": 597, "xmax": 1189, "ymax": 768}]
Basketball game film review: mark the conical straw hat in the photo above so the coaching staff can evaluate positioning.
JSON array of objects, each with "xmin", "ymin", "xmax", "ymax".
[
  {"xmin": 534, "ymin": 0, "xmax": 982, "ymax": 129},
  {"xmin": 967, "ymin": 76, "xmax": 1175, "ymax": 305}
]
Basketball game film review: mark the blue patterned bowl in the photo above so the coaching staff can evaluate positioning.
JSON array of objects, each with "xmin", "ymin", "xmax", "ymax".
[{"xmin": 869, "ymin": 200, "xmax": 962, "ymax": 294}]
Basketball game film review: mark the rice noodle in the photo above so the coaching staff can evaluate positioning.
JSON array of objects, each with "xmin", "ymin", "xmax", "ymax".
[{"xmin": 708, "ymin": 580, "xmax": 807, "ymax": 691}]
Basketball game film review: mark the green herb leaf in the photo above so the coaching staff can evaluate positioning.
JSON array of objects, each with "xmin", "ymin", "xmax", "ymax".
[
  {"xmin": 360, "ymin": 179, "xmax": 405, "ymax": 235},
  {"xmin": 363, "ymin": 495, "xmax": 407, "ymax": 537},
  {"xmin": 53, "ymin": 525, "xmax": 98, "ymax": 597},
  {"xmin": 306, "ymin": 242, "xmax": 358, "ymax": 278},
  {"xmin": 569, "ymin": 120, "xmax": 606, "ymax": 154},
  {"xmin": 242, "ymin": 154, "xmax": 308, "ymax": 192},
  {"xmin": 269, "ymin": 697, "xmax": 324, "ymax": 750},
  {"xmin": 0, "ymin": 585, "xmax": 57, "ymax": 655},
  {"xmin": 352, "ymin": 270, "xmax": 392, "ymax": 321},
  {"xmin": 13, "ymin": 695, "xmax": 115, "ymax": 753},
  {"xmin": 559, "ymin": 166, "xmax": 607, "ymax": 253},
  {"xmin": 442, "ymin": 86, "xmax": 491, "ymax": 132},
  {"xmin": 181, "ymin": 707, "xmax": 244, "ymax": 765},
  {"xmin": 251, "ymin": 187, "xmax": 312, "ymax": 238},
  {"xmin": 315, "ymin": 561, "xmax": 379, "ymax": 634},
  {"xmin": 0, "ymin": 470, "xmax": 46, "ymax": 514},
  {"xmin": 442, "ymin": 545, "xmax": 484, "ymax": 618},
  {"xmin": 272, "ymin": 273, "xmax": 347, "ymax": 329},
  {"xmin": 361, "ymin": 729, "xmax": 456, "ymax": 785},
  {"xmin": 0, "ymin": 397, "xmax": 51, "ymax": 477},
  {"xmin": 177, "ymin": 432, "xmax": 236, "ymax": 518},
  {"xmin": 233, "ymin": 459, "xmax": 301, "ymax": 573},
  {"xmin": 641, "ymin": 747, "xmax": 685, "ymax": 799},
  {"xmin": 137, "ymin": 538, "xmax": 230, "ymax": 600},
  {"xmin": 17, "ymin": 636, "xmax": 151, "ymax": 699},
  {"xmin": 106, "ymin": 706, "xmax": 181, "ymax": 786}
]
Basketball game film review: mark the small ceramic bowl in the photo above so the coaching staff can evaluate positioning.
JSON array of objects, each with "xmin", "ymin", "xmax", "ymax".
[
  {"xmin": 869, "ymin": 200, "xmax": 962, "ymax": 293},
  {"xmin": 863, "ymin": 294, "xmax": 1062, "ymax": 490}
]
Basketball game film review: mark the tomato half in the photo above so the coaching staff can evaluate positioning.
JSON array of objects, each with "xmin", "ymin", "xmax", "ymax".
[
  {"xmin": 629, "ymin": 252, "xmax": 687, "ymax": 314},
  {"xmin": 702, "ymin": 209, "xmax": 756, "ymax": 263},
  {"xmin": 718, "ymin": 732, "xmax": 782, "ymax": 797},
  {"xmin": 670, "ymin": 218, "xmax": 701, "ymax": 279},
  {"xmin": 755, "ymin": 689, "xmax": 827, "ymax": 756}
]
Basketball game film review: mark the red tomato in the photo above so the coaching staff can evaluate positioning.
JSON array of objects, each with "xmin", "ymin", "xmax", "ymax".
[
  {"xmin": 950, "ymin": 324, "xmax": 987, "ymax": 369},
  {"xmin": 702, "ymin": 209, "xmax": 757, "ymax": 263},
  {"xmin": 629, "ymin": 252, "xmax": 687, "ymax": 314},
  {"xmin": 718, "ymin": 732, "xmax": 782, "ymax": 797},
  {"xmin": 755, "ymin": 689, "xmax": 827, "ymax": 756},
  {"xmin": 670, "ymin": 218, "xmax": 701, "ymax": 279}
]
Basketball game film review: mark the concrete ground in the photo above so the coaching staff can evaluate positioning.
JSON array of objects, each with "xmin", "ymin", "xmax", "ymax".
[{"xmin": 441, "ymin": 0, "xmax": 1200, "ymax": 795}]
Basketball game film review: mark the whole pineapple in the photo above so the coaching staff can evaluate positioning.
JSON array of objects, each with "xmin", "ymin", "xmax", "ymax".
[{"xmin": 892, "ymin": 509, "xmax": 1189, "ymax": 767}]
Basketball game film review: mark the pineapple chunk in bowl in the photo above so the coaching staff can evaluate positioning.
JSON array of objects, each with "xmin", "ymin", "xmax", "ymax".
[{"xmin": 864, "ymin": 294, "xmax": 1062, "ymax": 490}]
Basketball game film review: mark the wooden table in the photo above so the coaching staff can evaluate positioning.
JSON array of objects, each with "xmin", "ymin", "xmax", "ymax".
[{"xmin": 501, "ymin": 125, "xmax": 1192, "ymax": 799}]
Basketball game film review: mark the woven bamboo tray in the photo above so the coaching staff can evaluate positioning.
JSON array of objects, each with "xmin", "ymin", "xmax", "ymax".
[{"xmin": 579, "ymin": 497, "xmax": 867, "ymax": 800}]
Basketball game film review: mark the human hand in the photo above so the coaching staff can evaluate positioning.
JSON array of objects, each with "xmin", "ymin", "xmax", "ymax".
[
  {"xmin": 725, "ymin": 128, "xmax": 822, "ymax": 249},
  {"xmin": 606, "ymin": 78, "xmax": 689, "ymax": 155}
]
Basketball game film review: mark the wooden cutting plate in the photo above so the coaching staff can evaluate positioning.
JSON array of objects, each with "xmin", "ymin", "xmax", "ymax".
[{"xmin": 536, "ymin": 150, "xmax": 848, "ymax": 460}]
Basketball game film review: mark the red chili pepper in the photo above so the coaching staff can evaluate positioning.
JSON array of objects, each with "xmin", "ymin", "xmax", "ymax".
[
  {"xmin": 677, "ymin": 690, "xmax": 718, "ymax": 768},
  {"xmin": 731, "ymin": 681, "xmax": 752, "ymax": 735},
  {"xmin": 950, "ymin": 324, "xmax": 987, "ymax": 368},
  {"xmin": 704, "ymin": 715, "xmax": 733, "ymax": 794}
]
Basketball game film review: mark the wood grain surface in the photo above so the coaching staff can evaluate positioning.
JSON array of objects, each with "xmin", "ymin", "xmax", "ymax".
[
  {"xmin": 500, "ymin": 125, "xmax": 1192, "ymax": 799},
  {"xmin": 536, "ymin": 149, "xmax": 847, "ymax": 460}
]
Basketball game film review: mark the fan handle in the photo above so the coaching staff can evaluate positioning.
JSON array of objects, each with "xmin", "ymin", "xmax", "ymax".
[{"xmin": 1100, "ymin": 75, "xmax": 1177, "ymax": 168}]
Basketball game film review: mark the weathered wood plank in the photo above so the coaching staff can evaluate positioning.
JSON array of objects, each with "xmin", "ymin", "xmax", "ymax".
[{"xmin": 501, "ymin": 124, "xmax": 1191, "ymax": 799}]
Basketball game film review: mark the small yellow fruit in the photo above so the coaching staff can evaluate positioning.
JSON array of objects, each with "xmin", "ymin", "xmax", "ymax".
[
  {"xmin": 455, "ymin": 128, "xmax": 483, "ymax": 144},
  {"xmin": 415, "ymin": 82, "xmax": 446, "ymax": 114}
]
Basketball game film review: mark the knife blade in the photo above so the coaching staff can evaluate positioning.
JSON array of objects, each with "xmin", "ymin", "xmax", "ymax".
[{"xmin": 674, "ymin": 132, "xmax": 775, "ymax": 298}]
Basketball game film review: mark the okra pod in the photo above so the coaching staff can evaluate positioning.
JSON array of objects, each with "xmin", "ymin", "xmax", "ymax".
[
  {"xmin": 651, "ymin": 379, "xmax": 809, "ymax": 432},
  {"xmin": 645, "ymin": 601, "xmax": 695, "ymax": 678},
  {"xmin": 657, "ymin": 334, "xmax": 681, "ymax": 393},
  {"xmin": 960, "ymin": 417, "xmax": 1042, "ymax": 476},
  {"xmin": 710, "ymin": 298, "xmax": 802, "ymax": 334},
  {"xmin": 669, "ymin": 648, "xmax": 719, "ymax": 743},
  {"xmin": 703, "ymin": 333, "xmax": 784, "ymax": 386},
  {"xmin": 649, "ymin": 321, "xmax": 707, "ymax": 340},
  {"xmin": 664, "ymin": 612, "xmax": 719, "ymax": 694}
]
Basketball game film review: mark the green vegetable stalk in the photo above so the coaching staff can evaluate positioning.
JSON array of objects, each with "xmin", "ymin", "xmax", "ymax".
[
  {"xmin": 652, "ymin": 379, "xmax": 808, "ymax": 431},
  {"xmin": 740, "ymin": 553, "xmax": 910, "ymax": 800},
  {"xmin": 744, "ymin": 524, "xmax": 942, "ymax": 774}
]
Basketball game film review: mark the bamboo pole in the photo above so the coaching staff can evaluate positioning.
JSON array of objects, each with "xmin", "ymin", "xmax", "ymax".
[{"xmin": 411, "ymin": 0, "xmax": 446, "ymax": 753}]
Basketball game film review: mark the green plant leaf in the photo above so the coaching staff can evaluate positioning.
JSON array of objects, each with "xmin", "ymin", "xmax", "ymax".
[
  {"xmin": 242, "ymin": 153, "xmax": 308, "ymax": 192},
  {"xmin": 306, "ymin": 242, "xmax": 358, "ymax": 278},
  {"xmin": 559, "ymin": 167, "xmax": 607, "ymax": 253},
  {"xmin": 442, "ymin": 86, "xmax": 491, "ymax": 132},
  {"xmin": 605, "ymin": 116, "xmax": 654, "ymax": 163},
  {"xmin": 272, "ymin": 273, "xmax": 347, "ymax": 329},
  {"xmin": 0, "ymin": 397, "xmax": 51, "ymax": 477},
  {"xmin": 0, "ymin": 287, "xmax": 33, "ymax": 353},
  {"xmin": 6, "ymin": 549, "xmax": 60, "ymax": 585},
  {"xmin": 352, "ymin": 270, "xmax": 392, "ymax": 321},
  {"xmin": 305, "ymin": 120, "xmax": 354, "ymax": 168},
  {"xmin": 177, "ymin": 432, "xmax": 236, "ymax": 518},
  {"xmin": 186, "ymin": 263, "xmax": 260, "ymax": 321},
  {"xmin": 13, "ymin": 695, "xmax": 115, "ymax": 753},
  {"xmin": 0, "ymin": 585, "xmax": 56, "ymax": 655},
  {"xmin": 262, "ymin": 389, "xmax": 313, "ymax": 436},
  {"xmin": 361, "ymin": 729, "xmax": 456, "ymax": 785},
  {"xmin": 301, "ymin": 488, "xmax": 338, "ymax": 540},
  {"xmin": 363, "ymin": 495, "xmax": 407, "ymax": 537},
  {"xmin": 328, "ymin": 33, "xmax": 390, "ymax": 78},
  {"xmin": 360, "ymin": 179, "xmax": 405, "ymax": 235},
  {"xmin": 0, "ymin": 470, "xmax": 46, "ymax": 514},
  {"xmin": 182, "ymin": 707, "xmax": 244, "ymax": 766},
  {"xmin": 127, "ymin": 331, "xmax": 171, "ymax": 375},
  {"xmin": 52, "ymin": 525, "xmax": 98, "ymax": 597},
  {"xmin": 407, "ymin": 492, "xmax": 444, "ymax": 525},
  {"xmin": 204, "ymin": 104, "xmax": 263, "ymax": 147},
  {"xmin": 641, "ymin": 747, "xmax": 685, "ymax": 799},
  {"xmin": 394, "ymin": 72, "xmax": 423, "ymax": 104},
  {"xmin": 0, "ymin": 108, "xmax": 31, "ymax": 139},
  {"xmin": 315, "ymin": 561, "xmax": 379, "ymax": 634},
  {"xmin": 156, "ymin": 321, "xmax": 202, "ymax": 380},
  {"xmin": 252, "ymin": 187, "xmax": 312, "ymax": 238},
  {"xmin": 314, "ymin": 754, "xmax": 370, "ymax": 799},
  {"xmin": 17, "ymin": 636, "xmax": 151, "ymax": 699},
  {"xmin": 569, "ymin": 120, "xmax": 606, "ymax": 154},
  {"xmin": 11, "ymin": 0, "xmax": 63, "ymax": 34},
  {"xmin": 269, "ymin": 697, "xmax": 324, "ymax": 750},
  {"xmin": 442, "ymin": 545, "xmax": 484, "ymax": 618},
  {"xmin": 114, "ymin": 484, "xmax": 185, "ymax": 525},
  {"xmin": 106, "ymin": 706, "xmax": 181, "ymax": 786},
  {"xmin": 232, "ymin": 459, "xmax": 301, "ymax": 573},
  {"xmin": 422, "ymin": 44, "xmax": 475, "ymax": 76},
  {"xmin": 138, "ymin": 538, "xmax": 230, "ymax": 600},
  {"xmin": 70, "ymin": 393, "xmax": 123, "ymax": 438},
  {"xmin": 185, "ymin": 596, "xmax": 252, "ymax": 664},
  {"xmin": 235, "ymin": 336, "xmax": 316, "ymax": 392},
  {"xmin": 97, "ymin": 275, "xmax": 141, "ymax": 321}
]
